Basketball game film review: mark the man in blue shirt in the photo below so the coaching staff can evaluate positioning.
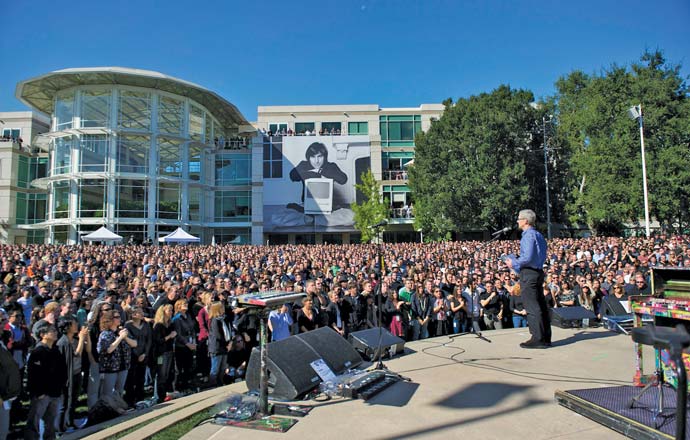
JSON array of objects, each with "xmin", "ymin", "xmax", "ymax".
[{"xmin": 506, "ymin": 209, "xmax": 551, "ymax": 349}]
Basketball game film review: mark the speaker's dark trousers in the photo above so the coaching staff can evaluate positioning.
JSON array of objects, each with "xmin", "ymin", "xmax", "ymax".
[{"xmin": 520, "ymin": 267, "xmax": 551, "ymax": 343}]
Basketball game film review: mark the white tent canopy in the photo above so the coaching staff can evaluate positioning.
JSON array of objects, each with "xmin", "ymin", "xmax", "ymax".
[
  {"xmin": 82, "ymin": 226, "xmax": 123, "ymax": 242},
  {"xmin": 158, "ymin": 227, "xmax": 200, "ymax": 243}
]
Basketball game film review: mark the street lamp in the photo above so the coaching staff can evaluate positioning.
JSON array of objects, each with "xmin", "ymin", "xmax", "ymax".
[
  {"xmin": 543, "ymin": 116, "xmax": 553, "ymax": 239},
  {"xmin": 628, "ymin": 104, "xmax": 651, "ymax": 238}
]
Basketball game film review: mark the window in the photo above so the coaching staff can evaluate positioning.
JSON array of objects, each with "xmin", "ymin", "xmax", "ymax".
[
  {"xmin": 214, "ymin": 228, "xmax": 250, "ymax": 244},
  {"xmin": 80, "ymin": 90, "xmax": 111, "ymax": 128},
  {"xmin": 158, "ymin": 96, "xmax": 183, "ymax": 135},
  {"xmin": 189, "ymin": 105, "xmax": 204, "ymax": 142},
  {"xmin": 214, "ymin": 191, "xmax": 251, "ymax": 221},
  {"xmin": 157, "ymin": 182, "xmax": 180, "ymax": 219},
  {"xmin": 17, "ymin": 156, "xmax": 29, "ymax": 188},
  {"xmin": 26, "ymin": 230, "xmax": 45, "ymax": 244},
  {"xmin": 189, "ymin": 187, "xmax": 201, "ymax": 221},
  {"xmin": 215, "ymin": 154, "xmax": 250, "ymax": 186},
  {"xmin": 53, "ymin": 137, "xmax": 72, "ymax": 175},
  {"xmin": 116, "ymin": 179, "xmax": 147, "ymax": 218},
  {"xmin": 55, "ymin": 91, "xmax": 74, "ymax": 131},
  {"xmin": 16, "ymin": 193, "xmax": 47, "ymax": 224},
  {"xmin": 295, "ymin": 122, "xmax": 315, "ymax": 134},
  {"xmin": 189, "ymin": 144, "xmax": 202, "ymax": 181},
  {"xmin": 158, "ymin": 137, "xmax": 182, "ymax": 177},
  {"xmin": 52, "ymin": 225, "xmax": 69, "ymax": 244},
  {"xmin": 117, "ymin": 135, "xmax": 149, "ymax": 173},
  {"xmin": 348, "ymin": 122, "xmax": 368, "ymax": 135},
  {"xmin": 79, "ymin": 135, "xmax": 108, "ymax": 172},
  {"xmin": 380, "ymin": 115, "xmax": 422, "ymax": 146},
  {"xmin": 52, "ymin": 181, "xmax": 70, "ymax": 219},
  {"xmin": 2, "ymin": 128, "xmax": 21, "ymax": 140},
  {"xmin": 118, "ymin": 91, "xmax": 151, "ymax": 130},
  {"xmin": 262, "ymin": 138, "xmax": 282, "ymax": 179},
  {"xmin": 321, "ymin": 122, "xmax": 341, "ymax": 134},
  {"xmin": 269, "ymin": 123, "xmax": 287, "ymax": 134},
  {"xmin": 79, "ymin": 179, "xmax": 106, "ymax": 217}
]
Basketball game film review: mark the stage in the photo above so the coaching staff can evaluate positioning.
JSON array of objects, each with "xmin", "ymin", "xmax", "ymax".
[{"xmin": 180, "ymin": 326, "xmax": 636, "ymax": 440}]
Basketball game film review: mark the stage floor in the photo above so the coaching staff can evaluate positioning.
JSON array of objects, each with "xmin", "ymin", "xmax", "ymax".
[{"xmin": 182, "ymin": 326, "xmax": 637, "ymax": 440}]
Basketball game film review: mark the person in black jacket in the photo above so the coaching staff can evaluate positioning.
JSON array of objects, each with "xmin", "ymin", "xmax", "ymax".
[
  {"xmin": 124, "ymin": 306, "xmax": 152, "ymax": 406},
  {"xmin": 207, "ymin": 302, "xmax": 231, "ymax": 386},
  {"xmin": 152, "ymin": 305, "xmax": 175, "ymax": 403},
  {"xmin": 171, "ymin": 299, "xmax": 196, "ymax": 392},
  {"xmin": 25, "ymin": 323, "xmax": 67, "ymax": 440},
  {"xmin": 1, "ymin": 322, "xmax": 21, "ymax": 440}
]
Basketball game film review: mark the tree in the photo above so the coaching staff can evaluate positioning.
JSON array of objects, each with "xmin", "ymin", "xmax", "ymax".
[
  {"xmin": 410, "ymin": 86, "xmax": 546, "ymax": 239},
  {"xmin": 351, "ymin": 169, "xmax": 388, "ymax": 243},
  {"xmin": 555, "ymin": 50, "xmax": 690, "ymax": 234}
]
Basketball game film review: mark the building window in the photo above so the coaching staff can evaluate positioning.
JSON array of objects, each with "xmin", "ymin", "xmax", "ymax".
[
  {"xmin": 2, "ymin": 128, "xmax": 21, "ymax": 140},
  {"xmin": 262, "ymin": 138, "xmax": 282, "ymax": 179},
  {"xmin": 52, "ymin": 181, "xmax": 70, "ymax": 219},
  {"xmin": 382, "ymin": 152, "xmax": 414, "ymax": 180},
  {"xmin": 189, "ymin": 186, "xmax": 201, "ymax": 221},
  {"xmin": 215, "ymin": 154, "xmax": 250, "ymax": 186},
  {"xmin": 158, "ymin": 137, "xmax": 182, "ymax": 177},
  {"xmin": 79, "ymin": 179, "xmax": 106, "ymax": 218},
  {"xmin": 295, "ymin": 122, "xmax": 315, "ymax": 135},
  {"xmin": 189, "ymin": 144, "xmax": 202, "ymax": 181},
  {"xmin": 380, "ymin": 115, "xmax": 422, "ymax": 146},
  {"xmin": 55, "ymin": 91, "xmax": 74, "ymax": 131},
  {"xmin": 17, "ymin": 156, "xmax": 29, "ymax": 188},
  {"xmin": 116, "ymin": 179, "xmax": 147, "ymax": 218},
  {"xmin": 80, "ymin": 134, "xmax": 108, "ymax": 172},
  {"xmin": 53, "ymin": 137, "xmax": 72, "ymax": 175},
  {"xmin": 118, "ymin": 91, "xmax": 151, "ymax": 131},
  {"xmin": 189, "ymin": 105, "xmax": 204, "ymax": 142},
  {"xmin": 157, "ymin": 182, "xmax": 180, "ymax": 219},
  {"xmin": 269, "ymin": 123, "xmax": 287, "ymax": 134},
  {"xmin": 80, "ymin": 90, "xmax": 111, "ymax": 128},
  {"xmin": 214, "ymin": 228, "xmax": 250, "ymax": 244},
  {"xmin": 348, "ymin": 122, "xmax": 368, "ymax": 135},
  {"xmin": 321, "ymin": 122, "xmax": 341, "ymax": 134},
  {"xmin": 158, "ymin": 96, "xmax": 184, "ymax": 136},
  {"xmin": 214, "ymin": 191, "xmax": 251, "ymax": 222},
  {"xmin": 117, "ymin": 135, "xmax": 149, "ymax": 174},
  {"xmin": 52, "ymin": 225, "xmax": 69, "ymax": 244},
  {"xmin": 27, "ymin": 229, "xmax": 45, "ymax": 244}
]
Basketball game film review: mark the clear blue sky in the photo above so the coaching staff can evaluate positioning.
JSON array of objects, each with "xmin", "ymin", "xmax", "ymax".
[{"xmin": 1, "ymin": 0, "xmax": 688, "ymax": 122}]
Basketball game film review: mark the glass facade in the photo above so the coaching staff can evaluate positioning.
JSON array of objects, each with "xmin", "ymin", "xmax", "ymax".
[
  {"xmin": 215, "ymin": 154, "xmax": 250, "ymax": 186},
  {"xmin": 380, "ymin": 115, "xmax": 422, "ymax": 146},
  {"xmin": 348, "ymin": 121, "xmax": 368, "ymax": 135}
]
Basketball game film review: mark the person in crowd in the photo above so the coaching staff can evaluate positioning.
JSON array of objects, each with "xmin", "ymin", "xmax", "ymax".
[
  {"xmin": 55, "ymin": 316, "xmax": 87, "ymax": 432},
  {"xmin": 25, "ymin": 323, "xmax": 67, "ymax": 440},
  {"xmin": 124, "ymin": 306, "xmax": 152, "ymax": 407},
  {"xmin": 226, "ymin": 334, "xmax": 250, "ymax": 383},
  {"xmin": 0, "ymin": 312, "xmax": 21, "ymax": 440},
  {"xmin": 480, "ymin": 280, "xmax": 503, "ymax": 330},
  {"xmin": 152, "ymin": 304, "xmax": 176, "ymax": 402},
  {"xmin": 431, "ymin": 287, "xmax": 449, "ymax": 337},
  {"xmin": 195, "ymin": 292, "xmax": 212, "ymax": 381},
  {"xmin": 268, "ymin": 302, "xmax": 294, "ymax": 341},
  {"xmin": 384, "ymin": 289, "xmax": 408, "ymax": 337},
  {"xmin": 296, "ymin": 296, "xmax": 320, "ymax": 333},
  {"xmin": 448, "ymin": 286, "xmax": 467, "ymax": 334},
  {"xmin": 509, "ymin": 283, "xmax": 528, "ymax": 328},
  {"xmin": 207, "ymin": 301, "xmax": 231, "ymax": 387},
  {"xmin": 410, "ymin": 283, "xmax": 432, "ymax": 340},
  {"xmin": 97, "ymin": 310, "xmax": 136, "ymax": 399},
  {"xmin": 506, "ymin": 209, "xmax": 551, "ymax": 349},
  {"xmin": 171, "ymin": 299, "xmax": 196, "ymax": 392}
]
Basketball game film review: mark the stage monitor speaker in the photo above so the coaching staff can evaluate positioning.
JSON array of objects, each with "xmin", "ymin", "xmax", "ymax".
[
  {"xmin": 296, "ymin": 327, "xmax": 363, "ymax": 373},
  {"xmin": 349, "ymin": 327, "xmax": 405, "ymax": 360},
  {"xmin": 246, "ymin": 328, "xmax": 363, "ymax": 400},
  {"xmin": 550, "ymin": 306, "xmax": 597, "ymax": 329}
]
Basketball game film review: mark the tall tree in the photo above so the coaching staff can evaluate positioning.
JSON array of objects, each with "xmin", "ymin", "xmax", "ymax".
[
  {"xmin": 351, "ymin": 169, "xmax": 388, "ymax": 243},
  {"xmin": 410, "ymin": 86, "xmax": 546, "ymax": 238},
  {"xmin": 555, "ymin": 50, "xmax": 690, "ymax": 234}
]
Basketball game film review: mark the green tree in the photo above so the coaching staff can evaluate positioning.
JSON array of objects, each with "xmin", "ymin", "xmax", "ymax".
[
  {"xmin": 410, "ymin": 86, "xmax": 546, "ymax": 238},
  {"xmin": 351, "ymin": 169, "xmax": 388, "ymax": 243},
  {"xmin": 555, "ymin": 50, "xmax": 690, "ymax": 234}
]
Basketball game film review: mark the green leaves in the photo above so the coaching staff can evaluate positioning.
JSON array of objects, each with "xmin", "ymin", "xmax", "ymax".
[{"xmin": 351, "ymin": 169, "xmax": 389, "ymax": 243}]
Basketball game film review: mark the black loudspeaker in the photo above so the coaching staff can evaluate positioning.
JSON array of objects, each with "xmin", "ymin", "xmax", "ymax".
[
  {"xmin": 550, "ymin": 306, "xmax": 597, "ymax": 328},
  {"xmin": 348, "ymin": 327, "xmax": 405, "ymax": 360},
  {"xmin": 246, "ymin": 327, "xmax": 363, "ymax": 400}
]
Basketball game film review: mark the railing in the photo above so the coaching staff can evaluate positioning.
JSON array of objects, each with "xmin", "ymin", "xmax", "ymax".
[
  {"xmin": 383, "ymin": 170, "xmax": 408, "ymax": 181},
  {"xmin": 214, "ymin": 138, "xmax": 250, "ymax": 150},
  {"xmin": 390, "ymin": 208, "xmax": 414, "ymax": 219}
]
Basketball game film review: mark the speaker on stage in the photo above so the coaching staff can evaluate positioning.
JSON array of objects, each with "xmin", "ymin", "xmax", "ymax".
[
  {"xmin": 246, "ymin": 327, "xmax": 363, "ymax": 400},
  {"xmin": 348, "ymin": 327, "xmax": 405, "ymax": 360},
  {"xmin": 550, "ymin": 306, "xmax": 597, "ymax": 328}
]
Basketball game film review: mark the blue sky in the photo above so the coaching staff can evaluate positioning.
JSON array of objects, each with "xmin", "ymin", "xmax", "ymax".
[{"xmin": 1, "ymin": 0, "xmax": 688, "ymax": 121}]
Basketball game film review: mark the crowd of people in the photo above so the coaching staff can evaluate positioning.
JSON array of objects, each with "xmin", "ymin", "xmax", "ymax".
[{"xmin": 0, "ymin": 232, "xmax": 687, "ymax": 437}]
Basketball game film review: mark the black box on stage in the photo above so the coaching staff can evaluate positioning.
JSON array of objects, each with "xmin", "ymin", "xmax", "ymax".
[
  {"xmin": 550, "ymin": 306, "xmax": 597, "ymax": 328},
  {"xmin": 348, "ymin": 327, "xmax": 405, "ymax": 360}
]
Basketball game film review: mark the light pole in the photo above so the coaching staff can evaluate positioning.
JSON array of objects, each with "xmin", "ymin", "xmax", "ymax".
[
  {"xmin": 543, "ymin": 116, "xmax": 552, "ymax": 239},
  {"xmin": 628, "ymin": 104, "xmax": 651, "ymax": 238}
]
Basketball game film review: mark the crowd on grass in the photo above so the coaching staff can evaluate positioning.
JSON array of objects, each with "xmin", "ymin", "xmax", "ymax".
[{"xmin": 1, "ymin": 233, "xmax": 688, "ymax": 438}]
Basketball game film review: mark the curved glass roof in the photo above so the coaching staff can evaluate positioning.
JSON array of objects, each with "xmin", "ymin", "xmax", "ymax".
[{"xmin": 15, "ymin": 67, "xmax": 249, "ymax": 130}]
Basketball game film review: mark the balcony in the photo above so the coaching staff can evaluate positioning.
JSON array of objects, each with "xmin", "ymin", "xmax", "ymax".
[
  {"xmin": 389, "ymin": 207, "xmax": 414, "ymax": 224},
  {"xmin": 382, "ymin": 170, "xmax": 408, "ymax": 181}
]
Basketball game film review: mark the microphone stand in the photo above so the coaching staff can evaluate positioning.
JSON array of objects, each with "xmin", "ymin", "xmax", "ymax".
[{"xmin": 371, "ymin": 224, "xmax": 410, "ymax": 381}]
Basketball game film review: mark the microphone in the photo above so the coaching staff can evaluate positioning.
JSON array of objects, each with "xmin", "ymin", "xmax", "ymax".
[
  {"xmin": 491, "ymin": 226, "xmax": 511, "ymax": 236},
  {"xmin": 369, "ymin": 220, "xmax": 388, "ymax": 229}
]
